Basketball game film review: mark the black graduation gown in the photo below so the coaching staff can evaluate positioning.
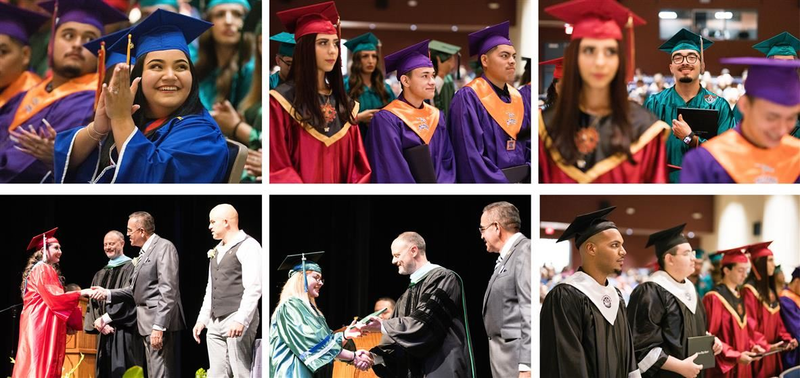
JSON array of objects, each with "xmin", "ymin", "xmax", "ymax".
[
  {"xmin": 627, "ymin": 281, "xmax": 708, "ymax": 378},
  {"xmin": 540, "ymin": 283, "xmax": 639, "ymax": 378},
  {"xmin": 371, "ymin": 267, "xmax": 473, "ymax": 378},
  {"xmin": 83, "ymin": 261, "xmax": 146, "ymax": 378}
]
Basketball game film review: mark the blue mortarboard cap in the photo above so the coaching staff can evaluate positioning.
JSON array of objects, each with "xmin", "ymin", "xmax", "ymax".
[
  {"xmin": 206, "ymin": 0, "xmax": 250, "ymax": 12},
  {"xmin": 384, "ymin": 40, "xmax": 433, "ymax": 81},
  {"xmin": 270, "ymin": 32, "xmax": 296, "ymax": 56},
  {"xmin": 721, "ymin": 57, "xmax": 800, "ymax": 106},
  {"xmin": 38, "ymin": 0, "xmax": 128, "ymax": 33},
  {"xmin": 120, "ymin": 9, "xmax": 212, "ymax": 59},
  {"xmin": 84, "ymin": 27, "xmax": 135, "ymax": 69},
  {"xmin": 468, "ymin": 21, "xmax": 512, "ymax": 57},
  {"xmin": 277, "ymin": 251, "xmax": 324, "ymax": 292},
  {"xmin": 659, "ymin": 28, "xmax": 713, "ymax": 54},
  {"xmin": 344, "ymin": 32, "xmax": 379, "ymax": 54},
  {"xmin": 139, "ymin": 0, "xmax": 180, "ymax": 10},
  {"xmin": 0, "ymin": 2, "xmax": 50, "ymax": 46},
  {"xmin": 753, "ymin": 32, "xmax": 800, "ymax": 58}
]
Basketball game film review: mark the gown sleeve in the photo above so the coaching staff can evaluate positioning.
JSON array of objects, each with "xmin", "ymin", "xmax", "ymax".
[
  {"xmin": 540, "ymin": 285, "xmax": 591, "ymax": 378},
  {"xmin": 364, "ymin": 111, "xmax": 416, "ymax": 183},
  {"xmin": 269, "ymin": 96, "xmax": 304, "ymax": 183},
  {"xmin": 379, "ymin": 270, "xmax": 463, "ymax": 357},
  {"xmin": 274, "ymin": 298, "xmax": 344, "ymax": 373},
  {"xmin": 627, "ymin": 283, "xmax": 669, "ymax": 376},
  {"xmin": 31, "ymin": 263, "xmax": 81, "ymax": 321}
]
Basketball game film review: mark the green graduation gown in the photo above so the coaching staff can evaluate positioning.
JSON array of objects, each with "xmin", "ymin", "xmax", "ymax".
[{"xmin": 644, "ymin": 85, "xmax": 736, "ymax": 182}]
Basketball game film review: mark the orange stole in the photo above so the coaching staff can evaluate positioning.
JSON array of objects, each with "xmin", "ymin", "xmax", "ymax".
[
  {"xmin": 381, "ymin": 99, "xmax": 440, "ymax": 144},
  {"xmin": 8, "ymin": 73, "xmax": 98, "ymax": 132},
  {"xmin": 0, "ymin": 71, "xmax": 41, "ymax": 109},
  {"xmin": 781, "ymin": 289, "xmax": 800, "ymax": 309},
  {"xmin": 464, "ymin": 76, "xmax": 524, "ymax": 139},
  {"xmin": 702, "ymin": 129, "xmax": 800, "ymax": 183}
]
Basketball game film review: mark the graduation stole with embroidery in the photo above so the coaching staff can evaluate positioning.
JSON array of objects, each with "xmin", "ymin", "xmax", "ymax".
[
  {"xmin": 0, "ymin": 71, "xmax": 41, "ymax": 108},
  {"xmin": 702, "ymin": 129, "xmax": 800, "ymax": 183},
  {"xmin": 270, "ymin": 89, "xmax": 360, "ymax": 147},
  {"xmin": 8, "ymin": 73, "xmax": 98, "ymax": 132},
  {"xmin": 465, "ymin": 76, "xmax": 524, "ymax": 140},
  {"xmin": 381, "ymin": 99, "xmax": 440, "ymax": 144}
]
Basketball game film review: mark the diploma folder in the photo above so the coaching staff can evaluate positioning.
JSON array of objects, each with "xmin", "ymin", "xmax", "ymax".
[
  {"xmin": 357, "ymin": 307, "xmax": 387, "ymax": 325},
  {"xmin": 676, "ymin": 108, "xmax": 719, "ymax": 140},
  {"xmin": 403, "ymin": 144, "xmax": 437, "ymax": 183},
  {"xmin": 687, "ymin": 335, "xmax": 716, "ymax": 369}
]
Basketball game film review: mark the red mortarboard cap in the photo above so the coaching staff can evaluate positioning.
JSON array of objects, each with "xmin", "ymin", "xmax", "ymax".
[
  {"xmin": 544, "ymin": 0, "xmax": 645, "ymax": 41},
  {"xmin": 276, "ymin": 1, "xmax": 339, "ymax": 40},
  {"xmin": 713, "ymin": 246, "xmax": 750, "ymax": 266},
  {"xmin": 744, "ymin": 241, "xmax": 774, "ymax": 261},
  {"xmin": 540, "ymin": 57, "xmax": 564, "ymax": 80},
  {"xmin": 26, "ymin": 227, "xmax": 59, "ymax": 251}
]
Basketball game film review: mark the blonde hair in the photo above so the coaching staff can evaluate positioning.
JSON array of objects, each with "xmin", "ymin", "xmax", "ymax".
[{"xmin": 270, "ymin": 270, "xmax": 322, "ymax": 322}]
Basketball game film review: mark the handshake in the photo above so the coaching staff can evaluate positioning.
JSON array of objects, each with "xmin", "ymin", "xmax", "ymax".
[
  {"xmin": 350, "ymin": 350, "xmax": 373, "ymax": 371},
  {"xmin": 79, "ymin": 286, "xmax": 108, "ymax": 301}
]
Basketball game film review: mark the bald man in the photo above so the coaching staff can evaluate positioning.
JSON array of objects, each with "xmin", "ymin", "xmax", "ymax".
[{"xmin": 193, "ymin": 204, "xmax": 262, "ymax": 378}]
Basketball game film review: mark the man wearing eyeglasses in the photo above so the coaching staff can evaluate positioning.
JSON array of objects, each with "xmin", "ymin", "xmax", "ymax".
[
  {"xmin": 269, "ymin": 32, "xmax": 295, "ymax": 90},
  {"xmin": 479, "ymin": 201, "xmax": 531, "ymax": 378},
  {"xmin": 644, "ymin": 28, "xmax": 736, "ymax": 183},
  {"xmin": 88, "ymin": 211, "xmax": 186, "ymax": 377}
]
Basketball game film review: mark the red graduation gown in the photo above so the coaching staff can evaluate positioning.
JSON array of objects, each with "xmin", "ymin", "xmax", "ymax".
[
  {"xmin": 703, "ymin": 288, "xmax": 767, "ymax": 378},
  {"xmin": 742, "ymin": 284, "xmax": 793, "ymax": 378},
  {"xmin": 538, "ymin": 103, "xmax": 669, "ymax": 183},
  {"xmin": 12, "ymin": 262, "xmax": 82, "ymax": 378},
  {"xmin": 269, "ymin": 90, "xmax": 371, "ymax": 183}
]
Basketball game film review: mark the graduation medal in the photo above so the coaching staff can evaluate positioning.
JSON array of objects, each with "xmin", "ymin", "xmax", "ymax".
[
  {"xmin": 320, "ymin": 92, "xmax": 336, "ymax": 132},
  {"xmin": 575, "ymin": 125, "xmax": 599, "ymax": 168}
]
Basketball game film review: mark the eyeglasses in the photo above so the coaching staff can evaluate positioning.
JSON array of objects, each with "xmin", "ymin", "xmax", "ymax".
[
  {"xmin": 279, "ymin": 57, "xmax": 293, "ymax": 67},
  {"xmin": 478, "ymin": 222, "xmax": 498, "ymax": 234},
  {"xmin": 672, "ymin": 54, "xmax": 699, "ymax": 65}
]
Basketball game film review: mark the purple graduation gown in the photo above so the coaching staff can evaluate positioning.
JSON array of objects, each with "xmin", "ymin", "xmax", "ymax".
[
  {"xmin": 0, "ymin": 89, "xmax": 95, "ymax": 183},
  {"xmin": 681, "ymin": 126, "xmax": 800, "ymax": 183},
  {"xmin": 779, "ymin": 292, "xmax": 800, "ymax": 368},
  {"xmin": 364, "ymin": 95, "xmax": 456, "ymax": 183},
  {"xmin": 447, "ymin": 75, "xmax": 530, "ymax": 183}
]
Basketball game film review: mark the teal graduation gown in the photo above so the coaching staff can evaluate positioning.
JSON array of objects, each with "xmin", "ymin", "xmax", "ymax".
[
  {"xmin": 199, "ymin": 58, "xmax": 256, "ymax": 110},
  {"xmin": 644, "ymin": 85, "xmax": 736, "ymax": 182},
  {"xmin": 269, "ymin": 297, "xmax": 345, "ymax": 377}
]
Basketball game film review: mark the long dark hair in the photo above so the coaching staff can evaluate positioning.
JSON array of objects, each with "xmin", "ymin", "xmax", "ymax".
[
  {"xmin": 288, "ymin": 33, "xmax": 355, "ymax": 132},
  {"xmin": 544, "ymin": 79, "xmax": 559, "ymax": 109},
  {"xmin": 548, "ymin": 39, "xmax": 633, "ymax": 165},
  {"xmin": 747, "ymin": 256, "xmax": 776, "ymax": 306},
  {"xmin": 194, "ymin": 13, "xmax": 254, "ymax": 105},
  {"xmin": 347, "ymin": 50, "xmax": 391, "ymax": 105},
  {"xmin": 131, "ymin": 52, "xmax": 205, "ymax": 127}
]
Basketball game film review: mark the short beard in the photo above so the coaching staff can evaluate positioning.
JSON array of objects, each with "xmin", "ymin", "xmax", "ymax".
[
  {"xmin": 614, "ymin": 268, "xmax": 622, "ymax": 275},
  {"xmin": 53, "ymin": 62, "xmax": 84, "ymax": 79},
  {"xmin": 678, "ymin": 77, "xmax": 694, "ymax": 84}
]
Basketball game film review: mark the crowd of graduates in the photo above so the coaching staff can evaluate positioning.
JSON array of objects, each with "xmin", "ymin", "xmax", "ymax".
[
  {"xmin": 538, "ymin": 0, "xmax": 800, "ymax": 184},
  {"xmin": 541, "ymin": 207, "xmax": 800, "ymax": 378},
  {"xmin": 268, "ymin": 1, "xmax": 532, "ymax": 183},
  {"xmin": 0, "ymin": 0, "xmax": 262, "ymax": 182}
]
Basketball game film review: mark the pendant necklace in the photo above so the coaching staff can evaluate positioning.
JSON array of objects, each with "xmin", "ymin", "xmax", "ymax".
[
  {"xmin": 320, "ymin": 88, "xmax": 335, "ymax": 133},
  {"xmin": 575, "ymin": 116, "xmax": 601, "ymax": 169}
]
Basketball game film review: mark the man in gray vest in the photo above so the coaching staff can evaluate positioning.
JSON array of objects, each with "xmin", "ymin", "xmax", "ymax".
[{"xmin": 192, "ymin": 203, "xmax": 262, "ymax": 378}]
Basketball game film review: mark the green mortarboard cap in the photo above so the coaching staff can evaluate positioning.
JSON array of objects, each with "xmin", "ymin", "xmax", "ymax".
[
  {"xmin": 659, "ymin": 28, "xmax": 713, "ymax": 54},
  {"xmin": 753, "ymin": 32, "xmax": 800, "ymax": 58},
  {"xmin": 139, "ymin": 0, "xmax": 179, "ymax": 9},
  {"xmin": 429, "ymin": 40, "xmax": 461, "ymax": 60},
  {"xmin": 206, "ymin": 0, "xmax": 250, "ymax": 12},
  {"xmin": 695, "ymin": 248, "xmax": 706, "ymax": 259},
  {"xmin": 646, "ymin": 224, "xmax": 689, "ymax": 258},
  {"xmin": 344, "ymin": 32, "xmax": 379, "ymax": 54},
  {"xmin": 277, "ymin": 251, "xmax": 324, "ymax": 292},
  {"xmin": 270, "ymin": 32, "xmax": 295, "ymax": 56},
  {"xmin": 557, "ymin": 207, "xmax": 617, "ymax": 249}
]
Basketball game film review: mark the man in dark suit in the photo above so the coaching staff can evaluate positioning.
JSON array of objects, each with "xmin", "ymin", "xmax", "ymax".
[
  {"xmin": 480, "ymin": 201, "xmax": 531, "ymax": 378},
  {"xmin": 91, "ymin": 211, "xmax": 186, "ymax": 378}
]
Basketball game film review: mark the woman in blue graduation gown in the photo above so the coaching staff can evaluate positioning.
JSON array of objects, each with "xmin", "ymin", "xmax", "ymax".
[{"xmin": 53, "ymin": 10, "xmax": 228, "ymax": 183}]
